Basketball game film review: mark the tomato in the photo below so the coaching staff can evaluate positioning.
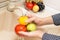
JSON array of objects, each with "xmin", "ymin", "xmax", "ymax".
[
  {"xmin": 26, "ymin": 2, "xmax": 34, "ymax": 10},
  {"xmin": 15, "ymin": 24, "xmax": 27, "ymax": 35}
]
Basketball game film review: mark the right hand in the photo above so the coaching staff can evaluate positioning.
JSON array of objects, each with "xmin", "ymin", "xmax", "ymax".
[
  {"xmin": 26, "ymin": 13, "xmax": 53, "ymax": 26},
  {"xmin": 26, "ymin": 13, "xmax": 44, "ymax": 26}
]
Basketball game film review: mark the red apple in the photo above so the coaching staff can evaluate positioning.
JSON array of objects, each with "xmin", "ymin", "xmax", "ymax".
[
  {"xmin": 26, "ymin": 2, "xmax": 34, "ymax": 10},
  {"xmin": 15, "ymin": 24, "xmax": 27, "ymax": 35}
]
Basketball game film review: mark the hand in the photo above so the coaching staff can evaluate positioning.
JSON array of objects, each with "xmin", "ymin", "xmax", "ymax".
[
  {"xmin": 26, "ymin": 13, "xmax": 53, "ymax": 26},
  {"xmin": 19, "ymin": 30, "xmax": 45, "ymax": 38},
  {"xmin": 26, "ymin": 13, "xmax": 44, "ymax": 26}
]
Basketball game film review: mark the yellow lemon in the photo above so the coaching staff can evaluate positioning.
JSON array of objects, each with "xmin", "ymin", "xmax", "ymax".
[
  {"xmin": 33, "ymin": 5, "xmax": 39, "ymax": 13},
  {"xmin": 18, "ymin": 16, "xmax": 28, "ymax": 25}
]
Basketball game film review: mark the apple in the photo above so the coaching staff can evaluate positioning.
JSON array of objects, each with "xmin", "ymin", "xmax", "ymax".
[
  {"xmin": 32, "ymin": 5, "xmax": 39, "ymax": 13},
  {"xmin": 27, "ymin": 23, "xmax": 36, "ymax": 32},
  {"xmin": 18, "ymin": 16, "xmax": 28, "ymax": 25},
  {"xmin": 26, "ymin": 2, "xmax": 34, "ymax": 10},
  {"xmin": 15, "ymin": 24, "xmax": 27, "ymax": 35}
]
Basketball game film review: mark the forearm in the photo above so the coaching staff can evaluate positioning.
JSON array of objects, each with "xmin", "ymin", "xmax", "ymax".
[
  {"xmin": 43, "ymin": 16, "xmax": 53, "ymax": 25},
  {"xmin": 41, "ymin": 13, "xmax": 60, "ymax": 25},
  {"xmin": 41, "ymin": 16, "xmax": 54, "ymax": 25}
]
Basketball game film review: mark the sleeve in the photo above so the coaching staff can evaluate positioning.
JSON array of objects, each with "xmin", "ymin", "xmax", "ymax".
[
  {"xmin": 42, "ymin": 33, "xmax": 60, "ymax": 40},
  {"xmin": 52, "ymin": 13, "xmax": 60, "ymax": 25}
]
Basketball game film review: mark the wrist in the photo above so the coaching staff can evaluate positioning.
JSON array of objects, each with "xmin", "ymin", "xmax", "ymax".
[{"xmin": 42, "ymin": 16, "xmax": 54, "ymax": 25}]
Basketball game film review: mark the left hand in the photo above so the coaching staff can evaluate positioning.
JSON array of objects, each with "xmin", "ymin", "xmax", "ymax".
[{"xmin": 19, "ymin": 30, "xmax": 45, "ymax": 38}]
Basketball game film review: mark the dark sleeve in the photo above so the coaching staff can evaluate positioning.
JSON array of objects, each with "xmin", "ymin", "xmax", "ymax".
[
  {"xmin": 52, "ymin": 13, "xmax": 60, "ymax": 25},
  {"xmin": 42, "ymin": 33, "xmax": 60, "ymax": 40}
]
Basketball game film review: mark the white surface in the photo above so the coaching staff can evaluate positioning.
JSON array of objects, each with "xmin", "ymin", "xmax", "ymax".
[
  {"xmin": 44, "ymin": 0, "xmax": 60, "ymax": 11},
  {"xmin": 36, "ymin": 5, "xmax": 60, "ymax": 17},
  {"xmin": 0, "ymin": 31, "xmax": 17, "ymax": 40},
  {"xmin": 14, "ymin": 5, "xmax": 60, "ymax": 17}
]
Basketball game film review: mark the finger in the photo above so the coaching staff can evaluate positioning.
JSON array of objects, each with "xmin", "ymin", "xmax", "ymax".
[{"xmin": 25, "ymin": 17, "xmax": 35, "ymax": 23}]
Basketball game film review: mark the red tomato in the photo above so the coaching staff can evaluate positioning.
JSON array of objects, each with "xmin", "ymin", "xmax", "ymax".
[
  {"xmin": 26, "ymin": 2, "xmax": 34, "ymax": 10},
  {"xmin": 15, "ymin": 24, "xmax": 27, "ymax": 35}
]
